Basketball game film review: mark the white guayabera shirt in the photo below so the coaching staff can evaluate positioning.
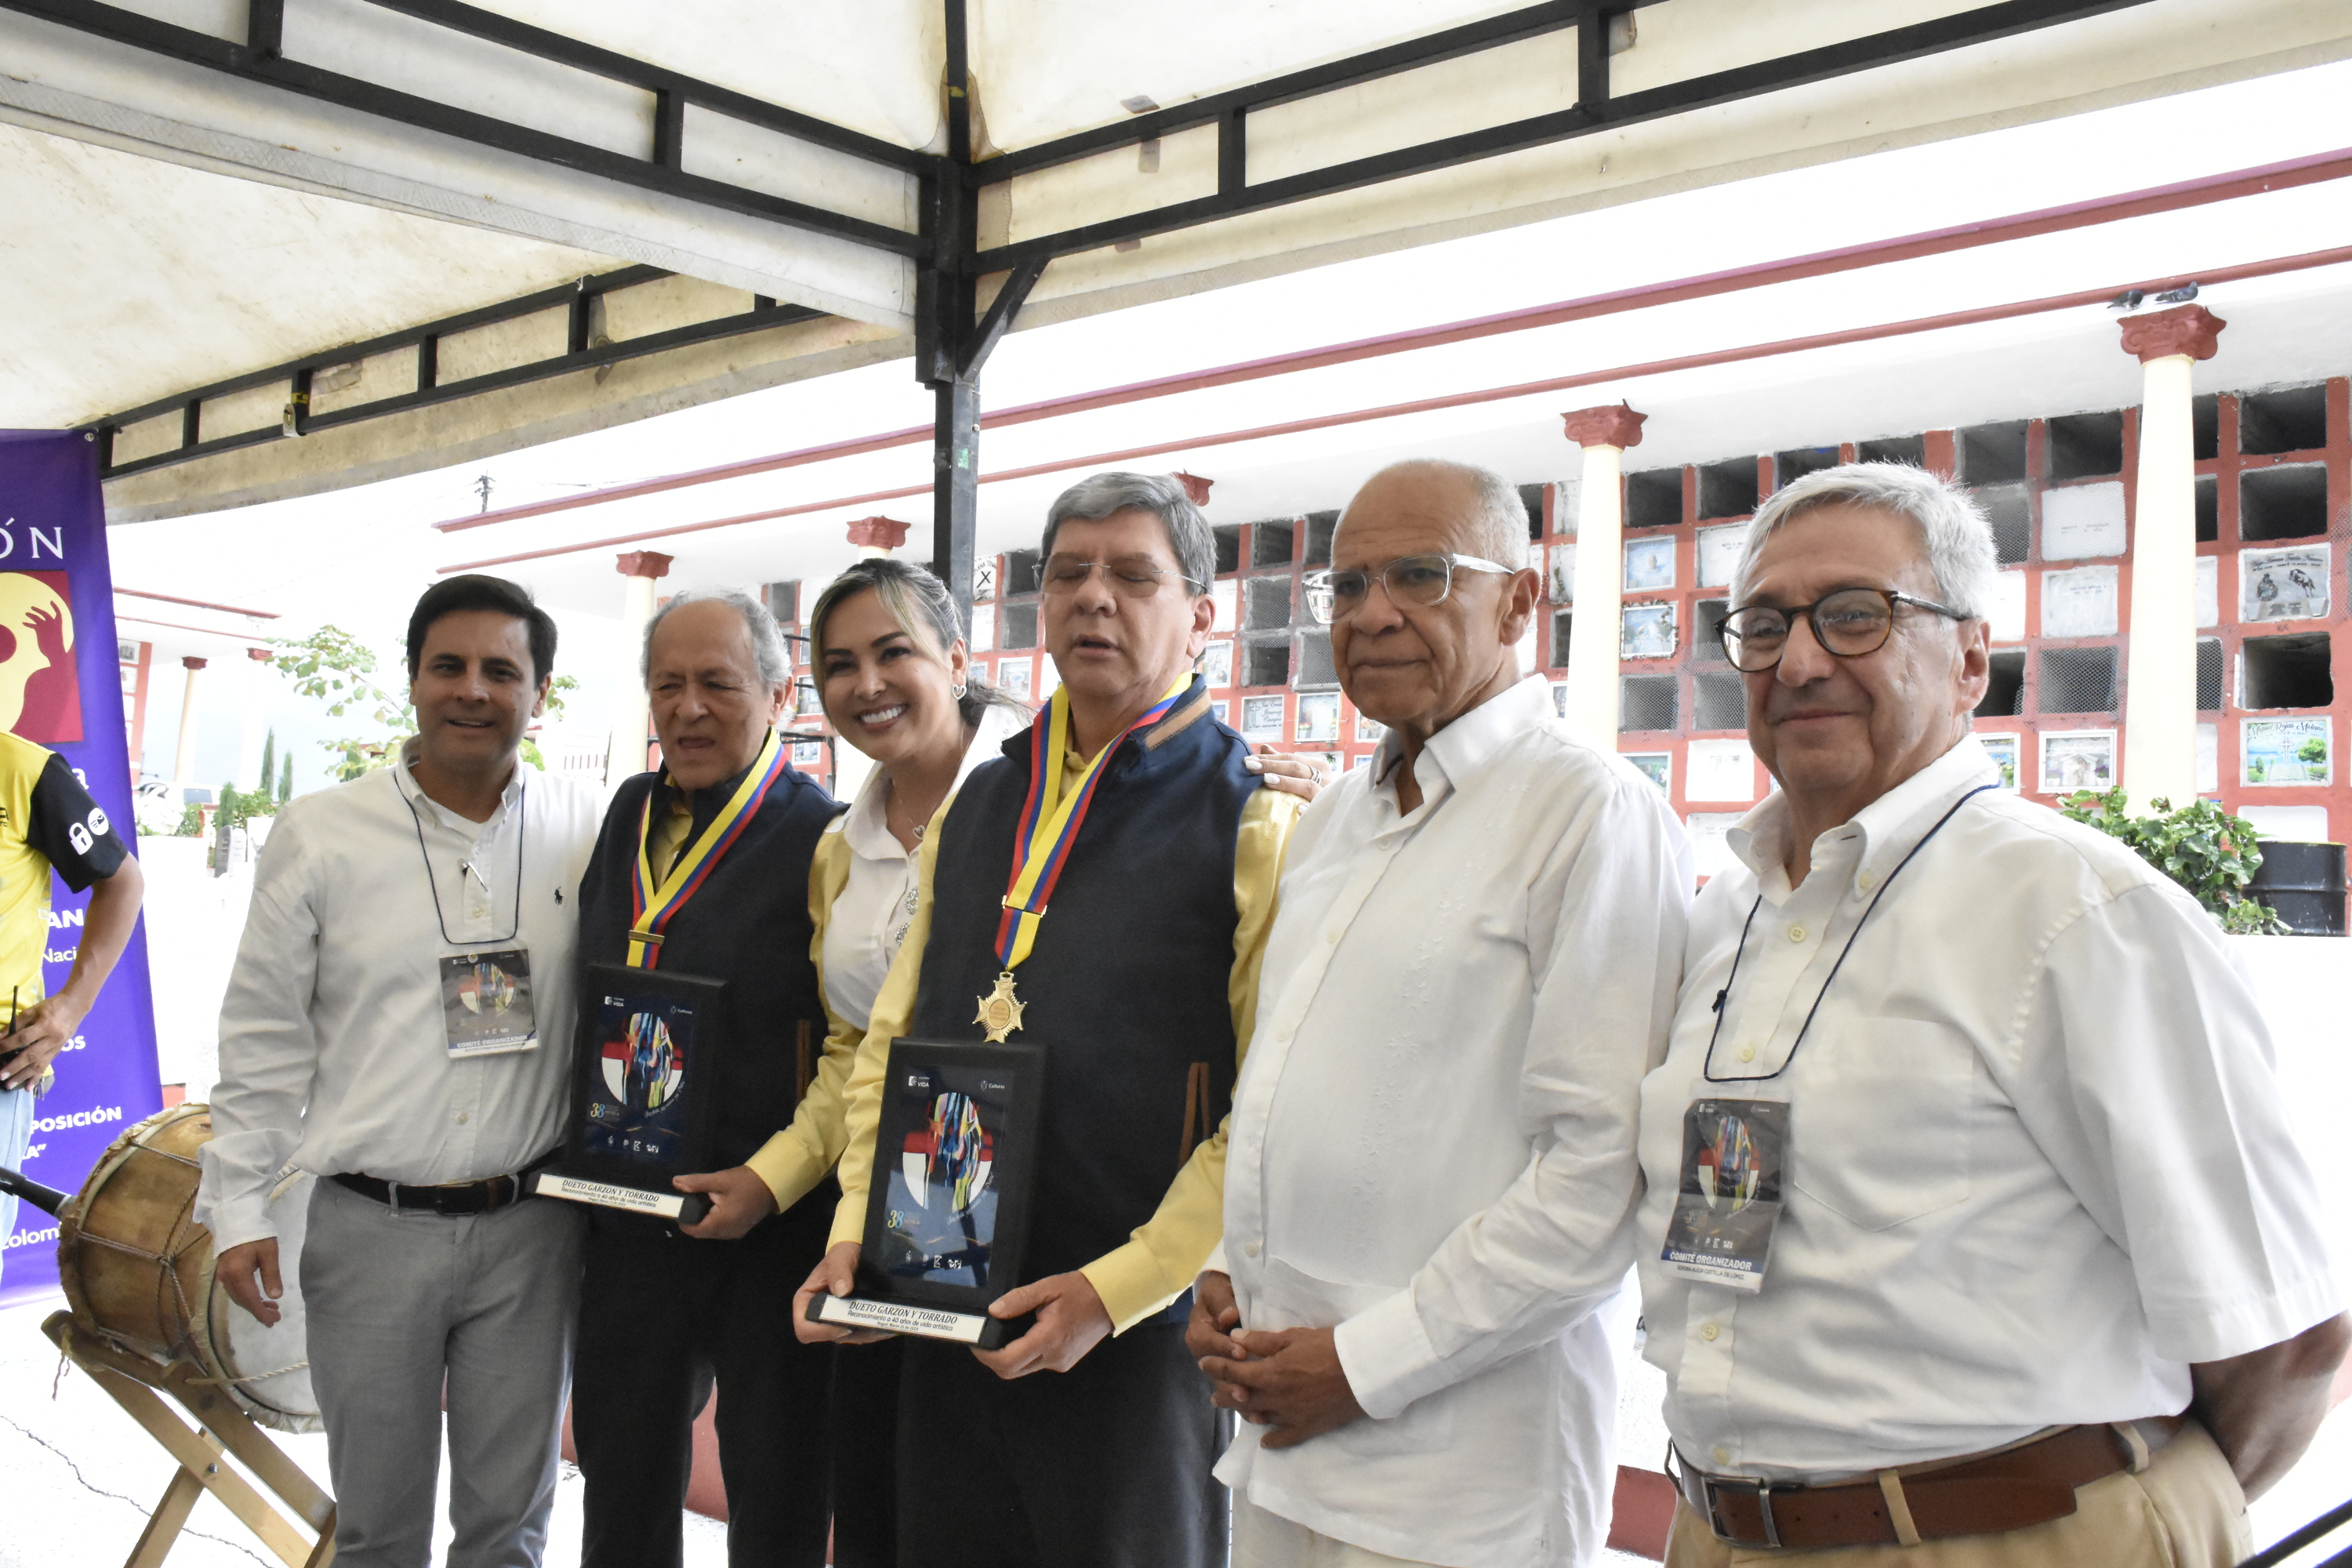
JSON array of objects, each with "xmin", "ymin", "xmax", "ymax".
[
  {"xmin": 1636, "ymin": 735, "xmax": 2341, "ymax": 1481},
  {"xmin": 198, "ymin": 750, "xmax": 603, "ymax": 1253},
  {"xmin": 1219, "ymin": 676, "xmax": 1692, "ymax": 1568}
]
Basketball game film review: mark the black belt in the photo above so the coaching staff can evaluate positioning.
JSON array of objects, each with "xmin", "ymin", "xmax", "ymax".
[{"xmin": 332, "ymin": 1149, "xmax": 560, "ymax": 1217}]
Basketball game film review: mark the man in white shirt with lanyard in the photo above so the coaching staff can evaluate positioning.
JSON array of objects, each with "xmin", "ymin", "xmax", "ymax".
[
  {"xmin": 201, "ymin": 575, "xmax": 602, "ymax": 1568},
  {"xmin": 1638, "ymin": 463, "xmax": 2348, "ymax": 1566},
  {"xmin": 1189, "ymin": 459, "xmax": 1692, "ymax": 1567}
]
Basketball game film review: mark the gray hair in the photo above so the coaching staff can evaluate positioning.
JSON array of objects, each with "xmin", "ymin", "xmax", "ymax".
[
  {"xmin": 643, "ymin": 586, "xmax": 793, "ymax": 691},
  {"xmin": 1041, "ymin": 472, "xmax": 1214, "ymax": 593},
  {"xmin": 1344, "ymin": 459, "xmax": 1530, "ymax": 568},
  {"xmin": 1733, "ymin": 462, "xmax": 1997, "ymax": 619}
]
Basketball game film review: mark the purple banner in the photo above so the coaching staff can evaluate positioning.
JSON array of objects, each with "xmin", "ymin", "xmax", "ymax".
[{"xmin": 0, "ymin": 430, "xmax": 162, "ymax": 1305}]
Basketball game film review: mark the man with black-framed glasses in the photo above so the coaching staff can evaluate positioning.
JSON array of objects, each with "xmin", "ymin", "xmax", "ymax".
[
  {"xmin": 1190, "ymin": 458, "xmax": 1691, "ymax": 1566},
  {"xmin": 1636, "ymin": 462, "xmax": 2344, "ymax": 1566}
]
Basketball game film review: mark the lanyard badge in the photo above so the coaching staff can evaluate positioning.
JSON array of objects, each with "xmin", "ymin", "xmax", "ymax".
[
  {"xmin": 407, "ymin": 779, "xmax": 538, "ymax": 1058},
  {"xmin": 1662, "ymin": 1097, "xmax": 1788, "ymax": 1292}
]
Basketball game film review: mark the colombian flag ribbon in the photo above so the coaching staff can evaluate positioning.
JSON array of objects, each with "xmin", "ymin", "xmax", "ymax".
[
  {"xmin": 992, "ymin": 673, "xmax": 1192, "ymax": 972},
  {"xmin": 626, "ymin": 727, "xmax": 791, "ymax": 968}
]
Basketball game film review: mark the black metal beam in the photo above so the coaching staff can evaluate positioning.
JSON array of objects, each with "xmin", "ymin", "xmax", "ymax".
[
  {"xmin": 0, "ymin": 0, "xmax": 931, "ymax": 256},
  {"xmin": 970, "ymin": 0, "xmax": 2154, "ymax": 268},
  {"xmin": 93, "ymin": 277, "xmax": 823, "ymax": 481},
  {"xmin": 927, "ymin": 0, "xmax": 982, "ymax": 633}
]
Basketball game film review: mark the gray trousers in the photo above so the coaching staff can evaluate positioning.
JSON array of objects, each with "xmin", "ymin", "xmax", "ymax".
[{"xmin": 303, "ymin": 1177, "xmax": 586, "ymax": 1568}]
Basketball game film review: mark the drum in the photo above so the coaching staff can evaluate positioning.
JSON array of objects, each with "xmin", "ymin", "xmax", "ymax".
[{"xmin": 56, "ymin": 1104, "xmax": 321, "ymax": 1433}]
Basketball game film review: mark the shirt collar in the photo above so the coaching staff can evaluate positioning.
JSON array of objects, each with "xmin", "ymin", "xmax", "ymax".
[
  {"xmin": 658, "ymin": 736, "xmax": 770, "ymax": 840},
  {"xmin": 1729, "ymin": 734, "xmax": 2001, "ymax": 900},
  {"xmin": 1369, "ymin": 674, "xmax": 1551, "ymax": 817},
  {"xmin": 844, "ymin": 703, "xmax": 1025, "ymax": 861},
  {"xmin": 394, "ymin": 735, "xmax": 525, "ymax": 832}
]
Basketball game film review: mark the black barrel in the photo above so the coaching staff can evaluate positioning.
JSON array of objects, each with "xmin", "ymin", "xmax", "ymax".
[{"xmin": 2245, "ymin": 840, "xmax": 2347, "ymax": 936}]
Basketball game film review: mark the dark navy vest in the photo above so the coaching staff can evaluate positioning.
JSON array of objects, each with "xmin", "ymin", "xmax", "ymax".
[
  {"xmin": 576, "ymin": 758, "xmax": 843, "ymax": 1201},
  {"xmin": 913, "ymin": 679, "xmax": 1254, "ymax": 1284}
]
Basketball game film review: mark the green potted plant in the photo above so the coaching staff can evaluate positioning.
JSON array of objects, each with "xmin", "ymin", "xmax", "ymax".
[{"xmin": 2056, "ymin": 789, "xmax": 2289, "ymax": 936}]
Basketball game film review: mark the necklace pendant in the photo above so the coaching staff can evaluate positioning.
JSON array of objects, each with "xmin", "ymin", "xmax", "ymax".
[{"xmin": 975, "ymin": 970, "xmax": 1025, "ymax": 1042}]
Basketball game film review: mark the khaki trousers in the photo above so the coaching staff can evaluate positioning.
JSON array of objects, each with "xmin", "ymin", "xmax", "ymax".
[
  {"xmin": 1666, "ymin": 1423, "xmax": 2252, "ymax": 1568},
  {"xmin": 1232, "ymin": 1494, "xmax": 1439, "ymax": 1568}
]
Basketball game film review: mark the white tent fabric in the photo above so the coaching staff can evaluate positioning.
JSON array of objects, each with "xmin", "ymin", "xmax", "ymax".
[{"xmin": 2, "ymin": 0, "xmax": 2348, "ymax": 516}]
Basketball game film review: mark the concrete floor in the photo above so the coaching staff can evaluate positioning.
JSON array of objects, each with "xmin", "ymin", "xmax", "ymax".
[{"xmin": 0, "ymin": 1287, "xmax": 734, "ymax": 1568}]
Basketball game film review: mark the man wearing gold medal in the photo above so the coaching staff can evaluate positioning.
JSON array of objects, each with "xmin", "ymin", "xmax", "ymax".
[
  {"xmin": 796, "ymin": 471, "xmax": 1304, "ymax": 1566},
  {"xmin": 569, "ymin": 589, "xmax": 848, "ymax": 1566}
]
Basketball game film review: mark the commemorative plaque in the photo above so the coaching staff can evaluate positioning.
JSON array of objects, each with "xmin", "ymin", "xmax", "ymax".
[
  {"xmin": 804, "ymin": 1037, "xmax": 1044, "ymax": 1348},
  {"xmin": 535, "ymin": 962, "xmax": 726, "ymax": 1225}
]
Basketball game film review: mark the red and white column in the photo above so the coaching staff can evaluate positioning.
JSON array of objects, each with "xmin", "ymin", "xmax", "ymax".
[
  {"xmin": 2118, "ymin": 304, "xmax": 2225, "ymax": 808},
  {"xmin": 1558, "ymin": 405, "xmax": 1649, "ymax": 745},
  {"xmin": 607, "ymin": 550, "xmax": 673, "ymax": 784}
]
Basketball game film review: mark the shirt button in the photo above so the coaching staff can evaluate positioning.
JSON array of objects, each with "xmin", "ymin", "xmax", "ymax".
[
  {"xmin": 1737, "ymin": 1045, "xmax": 1756, "ymax": 1062},
  {"xmin": 1713, "ymin": 1446, "xmax": 1732, "ymax": 1466},
  {"xmin": 1700, "ymin": 1322, "xmax": 1720, "ymax": 1341},
  {"xmin": 1787, "ymin": 925, "xmax": 1806, "ymax": 942},
  {"xmin": 1244, "ymin": 1242, "xmax": 1261, "ymax": 1258},
  {"xmin": 1859, "ymin": 871, "xmax": 1878, "ymax": 892},
  {"xmin": 456, "ymin": 1112, "xmax": 470, "ymax": 1125}
]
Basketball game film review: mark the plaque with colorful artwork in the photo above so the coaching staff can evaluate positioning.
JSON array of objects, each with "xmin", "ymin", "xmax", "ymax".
[
  {"xmin": 536, "ymin": 963, "xmax": 728, "ymax": 1225},
  {"xmin": 807, "ymin": 1037, "xmax": 1044, "ymax": 1348}
]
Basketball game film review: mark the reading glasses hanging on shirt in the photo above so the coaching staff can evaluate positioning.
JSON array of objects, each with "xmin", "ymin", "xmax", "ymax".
[
  {"xmin": 1716, "ymin": 587, "xmax": 1969, "ymax": 673},
  {"xmin": 1302, "ymin": 553, "xmax": 1515, "ymax": 625}
]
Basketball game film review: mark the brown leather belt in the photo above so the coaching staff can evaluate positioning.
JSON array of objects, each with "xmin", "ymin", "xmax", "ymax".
[{"xmin": 1671, "ymin": 1417, "xmax": 2187, "ymax": 1551}]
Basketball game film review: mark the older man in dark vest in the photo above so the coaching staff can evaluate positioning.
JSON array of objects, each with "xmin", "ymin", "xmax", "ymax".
[
  {"xmin": 797, "ymin": 471, "xmax": 1303, "ymax": 1567},
  {"xmin": 572, "ymin": 588, "xmax": 845, "ymax": 1567}
]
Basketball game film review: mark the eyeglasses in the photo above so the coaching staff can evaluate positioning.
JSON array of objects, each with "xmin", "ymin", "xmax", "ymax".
[
  {"xmin": 1301, "ymin": 553, "xmax": 1515, "ymax": 625},
  {"xmin": 1717, "ymin": 586, "xmax": 1968, "ymax": 673},
  {"xmin": 1038, "ymin": 554, "xmax": 1203, "ymax": 597}
]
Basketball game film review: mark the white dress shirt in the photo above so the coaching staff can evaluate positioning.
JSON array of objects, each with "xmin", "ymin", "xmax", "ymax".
[
  {"xmin": 819, "ymin": 702, "xmax": 1025, "ymax": 1030},
  {"xmin": 197, "ymin": 750, "xmax": 602, "ymax": 1254},
  {"xmin": 1635, "ymin": 735, "xmax": 2342, "ymax": 1482},
  {"xmin": 1219, "ymin": 676, "xmax": 1693, "ymax": 1568}
]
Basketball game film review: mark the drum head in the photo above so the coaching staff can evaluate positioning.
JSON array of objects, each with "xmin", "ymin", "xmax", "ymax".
[{"xmin": 201, "ymin": 1171, "xmax": 321, "ymax": 1434}]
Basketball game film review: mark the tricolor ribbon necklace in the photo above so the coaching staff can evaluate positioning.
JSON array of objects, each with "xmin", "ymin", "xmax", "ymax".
[
  {"xmin": 975, "ymin": 675, "xmax": 1190, "ymax": 1040},
  {"xmin": 626, "ymin": 727, "xmax": 792, "ymax": 968}
]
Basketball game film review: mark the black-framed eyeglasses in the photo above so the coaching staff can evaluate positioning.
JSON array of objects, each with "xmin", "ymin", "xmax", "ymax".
[
  {"xmin": 1039, "ymin": 554, "xmax": 1205, "ymax": 597},
  {"xmin": 1717, "ymin": 587, "xmax": 1967, "ymax": 673},
  {"xmin": 1302, "ymin": 553, "xmax": 1516, "ymax": 625}
]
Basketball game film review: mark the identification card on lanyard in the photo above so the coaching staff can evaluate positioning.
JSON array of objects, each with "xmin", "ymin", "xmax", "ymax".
[
  {"xmin": 439, "ymin": 949, "xmax": 538, "ymax": 1058},
  {"xmin": 1662, "ymin": 1096, "xmax": 1788, "ymax": 1293}
]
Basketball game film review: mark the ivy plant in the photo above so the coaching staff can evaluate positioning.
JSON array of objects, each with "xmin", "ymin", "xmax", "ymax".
[{"xmin": 2057, "ymin": 788, "xmax": 2291, "ymax": 936}]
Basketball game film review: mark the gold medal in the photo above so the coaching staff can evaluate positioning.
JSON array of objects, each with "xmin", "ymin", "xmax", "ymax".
[{"xmin": 975, "ymin": 970, "xmax": 1026, "ymax": 1042}]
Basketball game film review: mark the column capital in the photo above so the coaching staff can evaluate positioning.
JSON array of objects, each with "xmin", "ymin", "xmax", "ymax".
[
  {"xmin": 246, "ymin": 647, "xmax": 273, "ymax": 662},
  {"xmin": 1560, "ymin": 404, "xmax": 1647, "ymax": 449},
  {"xmin": 615, "ymin": 550, "xmax": 674, "ymax": 580},
  {"xmin": 2118, "ymin": 304, "xmax": 2226, "ymax": 364},
  {"xmin": 181, "ymin": 655, "xmax": 208, "ymax": 670},
  {"xmin": 844, "ymin": 515, "xmax": 912, "ymax": 552},
  {"xmin": 1172, "ymin": 470, "xmax": 1214, "ymax": 506}
]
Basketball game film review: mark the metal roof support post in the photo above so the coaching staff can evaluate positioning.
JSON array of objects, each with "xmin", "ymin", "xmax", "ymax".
[{"xmin": 921, "ymin": 0, "xmax": 1044, "ymax": 637}]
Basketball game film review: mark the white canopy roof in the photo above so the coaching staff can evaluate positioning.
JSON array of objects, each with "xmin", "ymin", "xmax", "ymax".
[{"xmin": 2, "ymin": 0, "xmax": 2347, "ymax": 516}]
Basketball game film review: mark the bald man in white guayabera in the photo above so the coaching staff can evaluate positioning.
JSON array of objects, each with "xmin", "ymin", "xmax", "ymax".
[
  {"xmin": 1639, "ymin": 463, "xmax": 2348, "ymax": 1567},
  {"xmin": 1190, "ymin": 459, "xmax": 1692, "ymax": 1567}
]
